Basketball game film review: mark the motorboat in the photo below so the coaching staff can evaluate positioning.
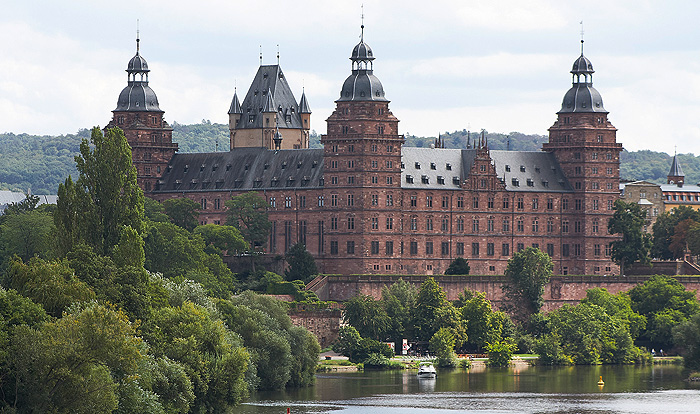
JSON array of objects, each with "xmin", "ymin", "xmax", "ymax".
[{"xmin": 417, "ymin": 362, "xmax": 437, "ymax": 379}]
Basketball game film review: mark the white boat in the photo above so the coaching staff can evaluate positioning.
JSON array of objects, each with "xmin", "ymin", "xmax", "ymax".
[{"xmin": 417, "ymin": 362, "xmax": 437, "ymax": 379}]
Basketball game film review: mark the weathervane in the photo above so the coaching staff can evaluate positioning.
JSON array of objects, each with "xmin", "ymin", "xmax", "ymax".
[{"xmin": 580, "ymin": 20, "xmax": 584, "ymax": 53}]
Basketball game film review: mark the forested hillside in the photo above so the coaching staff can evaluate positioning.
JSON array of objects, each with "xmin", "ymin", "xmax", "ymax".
[{"xmin": 0, "ymin": 121, "xmax": 692, "ymax": 194}]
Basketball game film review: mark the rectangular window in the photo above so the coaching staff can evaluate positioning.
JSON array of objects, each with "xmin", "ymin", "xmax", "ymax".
[
  {"xmin": 442, "ymin": 196, "xmax": 449, "ymax": 208},
  {"xmin": 547, "ymin": 219, "xmax": 554, "ymax": 233},
  {"xmin": 472, "ymin": 243, "xmax": 479, "ymax": 257},
  {"xmin": 562, "ymin": 220, "xmax": 569, "ymax": 233},
  {"xmin": 605, "ymin": 244, "xmax": 612, "ymax": 256},
  {"xmin": 426, "ymin": 242, "xmax": 433, "ymax": 255},
  {"xmin": 298, "ymin": 221, "xmax": 307, "ymax": 245},
  {"xmin": 331, "ymin": 194, "xmax": 338, "ymax": 206},
  {"xmin": 330, "ymin": 240, "xmax": 338, "ymax": 255},
  {"xmin": 517, "ymin": 243, "xmax": 524, "ymax": 252},
  {"xmin": 457, "ymin": 196, "xmax": 464, "ymax": 208},
  {"xmin": 410, "ymin": 217, "xmax": 418, "ymax": 231},
  {"xmin": 410, "ymin": 241, "xmax": 418, "ymax": 256},
  {"xmin": 457, "ymin": 218, "xmax": 464, "ymax": 232},
  {"xmin": 502, "ymin": 243, "xmax": 510, "ymax": 256},
  {"xmin": 594, "ymin": 244, "xmax": 601, "ymax": 256},
  {"xmin": 502, "ymin": 219, "xmax": 510, "ymax": 232},
  {"xmin": 285, "ymin": 196, "xmax": 292, "ymax": 208},
  {"xmin": 411, "ymin": 196, "xmax": 417, "ymax": 207},
  {"xmin": 426, "ymin": 196, "xmax": 433, "ymax": 207},
  {"xmin": 371, "ymin": 241, "xmax": 380, "ymax": 255},
  {"xmin": 441, "ymin": 242, "xmax": 450, "ymax": 256},
  {"xmin": 532, "ymin": 219, "xmax": 539, "ymax": 233},
  {"xmin": 547, "ymin": 243, "xmax": 554, "ymax": 257},
  {"xmin": 299, "ymin": 196, "xmax": 306, "ymax": 208},
  {"xmin": 517, "ymin": 197, "xmax": 524, "ymax": 209},
  {"xmin": 456, "ymin": 242, "xmax": 464, "ymax": 256},
  {"xmin": 547, "ymin": 198, "xmax": 553, "ymax": 210},
  {"xmin": 532, "ymin": 198, "xmax": 539, "ymax": 210},
  {"xmin": 517, "ymin": 219, "xmax": 524, "ymax": 232},
  {"xmin": 575, "ymin": 199, "xmax": 582, "ymax": 210},
  {"xmin": 488, "ymin": 197, "xmax": 494, "ymax": 209},
  {"xmin": 441, "ymin": 218, "xmax": 449, "ymax": 232},
  {"xmin": 347, "ymin": 241, "xmax": 355, "ymax": 254},
  {"xmin": 562, "ymin": 199, "xmax": 568, "ymax": 210},
  {"xmin": 487, "ymin": 218, "xmax": 494, "ymax": 232},
  {"xmin": 347, "ymin": 194, "xmax": 354, "ymax": 206},
  {"xmin": 472, "ymin": 196, "xmax": 479, "ymax": 209},
  {"xmin": 503, "ymin": 197, "xmax": 510, "ymax": 209},
  {"xmin": 318, "ymin": 196, "xmax": 324, "ymax": 207},
  {"xmin": 574, "ymin": 221, "xmax": 582, "ymax": 233},
  {"xmin": 562, "ymin": 244, "xmax": 570, "ymax": 257},
  {"xmin": 371, "ymin": 194, "xmax": 379, "ymax": 206},
  {"xmin": 318, "ymin": 221, "xmax": 324, "ymax": 253},
  {"xmin": 371, "ymin": 217, "xmax": 379, "ymax": 230},
  {"xmin": 574, "ymin": 244, "xmax": 581, "ymax": 256},
  {"xmin": 330, "ymin": 217, "xmax": 338, "ymax": 230},
  {"xmin": 386, "ymin": 195, "xmax": 393, "ymax": 206},
  {"xmin": 472, "ymin": 219, "xmax": 479, "ymax": 233},
  {"xmin": 386, "ymin": 217, "xmax": 393, "ymax": 230},
  {"xmin": 427, "ymin": 218, "xmax": 434, "ymax": 231},
  {"xmin": 347, "ymin": 217, "xmax": 355, "ymax": 230},
  {"xmin": 386, "ymin": 241, "xmax": 394, "ymax": 256},
  {"xmin": 487, "ymin": 243, "xmax": 495, "ymax": 256}
]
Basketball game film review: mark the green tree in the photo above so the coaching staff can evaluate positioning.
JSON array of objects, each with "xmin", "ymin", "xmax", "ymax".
[
  {"xmin": 0, "ymin": 210, "xmax": 56, "ymax": 261},
  {"xmin": 581, "ymin": 288, "xmax": 647, "ymax": 340},
  {"xmin": 457, "ymin": 290, "xmax": 496, "ymax": 351},
  {"xmin": 141, "ymin": 302, "xmax": 249, "ymax": 411},
  {"xmin": 194, "ymin": 224, "xmax": 246, "ymax": 255},
  {"xmin": 429, "ymin": 327, "xmax": 458, "ymax": 367},
  {"xmin": 673, "ymin": 313, "xmax": 700, "ymax": 370},
  {"xmin": 502, "ymin": 247, "xmax": 553, "ymax": 321},
  {"xmin": 380, "ymin": 278, "xmax": 417, "ymax": 343},
  {"xmin": 3, "ymin": 257, "xmax": 95, "ymax": 318},
  {"xmin": 284, "ymin": 243, "xmax": 318, "ymax": 283},
  {"xmin": 54, "ymin": 176, "xmax": 81, "ymax": 256},
  {"xmin": 414, "ymin": 277, "xmax": 459, "ymax": 341},
  {"xmin": 163, "ymin": 198, "xmax": 200, "ymax": 232},
  {"xmin": 225, "ymin": 192, "xmax": 271, "ymax": 253},
  {"xmin": 0, "ymin": 193, "xmax": 40, "ymax": 223},
  {"xmin": 144, "ymin": 197, "xmax": 169, "ymax": 223},
  {"xmin": 10, "ymin": 303, "xmax": 143, "ymax": 413},
  {"xmin": 651, "ymin": 206, "xmax": 700, "ymax": 259},
  {"xmin": 628, "ymin": 275, "xmax": 700, "ymax": 348},
  {"xmin": 485, "ymin": 339, "xmax": 517, "ymax": 367},
  {"xmin": 344, "ymin": 294, "xmax": 390, "ymax": 340},
  {"xmin": 112, "ymin": 225, "xmax": 145, "ymax": 268},
  {"xmin": 57, "ymin": 127, "xmax": 144, "ymax": 256},
  {"xmin": 445, "ymin": 257, "xmax": 470, "ymax": 275},
  {"xmin": 608, "ymin": 199, "xmax": 652, "ymax": 273}
]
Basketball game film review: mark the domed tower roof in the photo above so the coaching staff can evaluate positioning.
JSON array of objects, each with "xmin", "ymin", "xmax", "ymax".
[
  {"xmin": 337, "ymin": 25, "xmax": 387, "ymax": 102},
  {"xmin": 558, "ymin": 41, "xmax": 606, "ymax": 114},
  {"xmin": 114, "ymin": 36, "xmax": 162, "ymax": 112}
]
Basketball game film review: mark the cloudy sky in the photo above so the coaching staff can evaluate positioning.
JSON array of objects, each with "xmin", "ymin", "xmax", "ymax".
[{"xmin": 1, "ymin": 0, "xmax": 699, "ymax": 155}]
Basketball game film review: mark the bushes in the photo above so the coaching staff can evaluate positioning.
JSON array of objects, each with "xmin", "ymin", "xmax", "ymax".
[{"xmin": 485, "ymin": 339, "xmax": 517, "ymax": 367}]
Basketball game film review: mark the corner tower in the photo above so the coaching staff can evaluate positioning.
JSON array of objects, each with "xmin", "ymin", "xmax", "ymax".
[
  {"xmin": 320, "ymin": 26, "xmax": 404, "ymax": 274},
  {"xmin": 667, "ymin": 153, "xmax": 685, "ymax": 185},
  {"xmin": 543, "ymin": 41, "xmax": 622, "ymax": 275},
  {"xmin": 106, "ymin": 35, "xmax": 177, "ymax": 193}
]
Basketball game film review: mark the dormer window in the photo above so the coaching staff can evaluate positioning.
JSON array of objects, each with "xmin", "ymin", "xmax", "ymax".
[
  {"xmin": 437, "ymin": 176, "xmax": 445, "ymax": 185},
  {"xmin": 226, "ymin": 164, "xmax": 232, "ymax": 171},
  {"xmin": 405, "ymin": 175, "xmax": 414, "ymax": 183},
  {"xmin": 512, "ymin": 178, "xmax": 519, "ymax": 187},
  {"xmin": 446, "ymin": 163, "xmax": 452, "ymax": 170},
  {"xmin": 527, "ymin": 179, "xmax": 534, "ymax": 187},
  {"xmin": 430, "ymin": 163, "xmax": 436, "ymax": 170},
  {"xmin": 421, "ymin": 175, "xmax": 429, "ymax": 184},
  {"xmin": 505, "ymin": 165, "xmax": 510, "ymax": 172},
  {"xmin": 415, "ymin": 162, "xmax": 421, "ymax": 169},
  {"xmin": 520, "ymin": 166, "xmax": 526, "ymax": 172},
  {"xmin": 453, "ymin": 177, "xmax": 460, "ymax": 185}
]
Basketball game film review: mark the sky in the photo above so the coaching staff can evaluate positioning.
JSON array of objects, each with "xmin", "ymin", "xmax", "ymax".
[{"xmin": 1, "ymin": 0, "xmax": 700, "ymax": 155}]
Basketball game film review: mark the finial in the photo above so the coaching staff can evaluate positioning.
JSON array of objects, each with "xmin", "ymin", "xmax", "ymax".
[
  {"xmin": 136, "ymin": 19, "xmax": 140, "ymax": 53},
  {"xmin": 580, "ymin": 21, "xmax": 584, "ymax": 54},
  {"xmin": 259, "ymin": 45, "xmax": 262, "ymax": 65},
  {"xmin": 277, "ymin": 44, "xmax": 280, "ymax": 65},
  {"xmin": 360, "ymin": 4, "xmax": 365, "ymax": 41}
]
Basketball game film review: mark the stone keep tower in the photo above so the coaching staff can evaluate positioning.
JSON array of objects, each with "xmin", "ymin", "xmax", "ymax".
[
  {"xmin": 543, "ymin": 41, "xmax": 622, "ymax": 275},
  {"xmin": 106, "ymin": 36, "xmax": 177, "ymax": 193},
  {"xmin": 320, "ymin": 26, "xmax": 404, "ymax": 274}
]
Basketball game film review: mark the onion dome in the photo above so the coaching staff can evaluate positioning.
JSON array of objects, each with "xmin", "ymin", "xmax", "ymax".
[
  {"xmin": 299, "ymin": 90, "xmax": 311, "ymax": 113},
  {"xmin": 337, "ymin": 25, "xmax": 387, "ymax": 102},
  {"xmin": 228, "ymin": 90, "xmax": 242, "ymax": 114},
  {"xmin": 558, "ymin": 41, "xmax": 605, "ymax": 113},
  {"xmin": 115, "ymin": 37, "xmax": 162, "ymax": 112}
]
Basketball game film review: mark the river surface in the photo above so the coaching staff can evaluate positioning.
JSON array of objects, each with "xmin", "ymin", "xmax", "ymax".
[{"xmin": 239, "ymin": 364, "xmax": 700, "ymax": 413}]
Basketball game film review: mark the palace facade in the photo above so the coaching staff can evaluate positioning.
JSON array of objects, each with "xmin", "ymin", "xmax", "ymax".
[{"xmin": 108, "ymin": 31, "xmax": 622, "ymax": 276}]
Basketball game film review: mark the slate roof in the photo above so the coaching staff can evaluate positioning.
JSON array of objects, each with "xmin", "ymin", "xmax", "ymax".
[
  {"xmin": 153, "ymin": 148, "xmax": 325, "ymax": 193},
  {"xmin": 0, "ymin": 191, "xmax": 57, "ymax": 212},
  {"xmin": 115, "ymin": 41, "xmax": 162, "ymax": 112},
  {"xmin": 399, "ymin": 148, "xmax": 573, "ymax": 192},
  {"xmin": 238, "ymin": 65, "xmax": 304, "ymax": 129},
  {"xmin": 668, "ymin": 154, "xmax": 684, "ymax": 177},
  {"xmin": 490, "ymin": 150, "xmax": 573, "ymax": 192}
]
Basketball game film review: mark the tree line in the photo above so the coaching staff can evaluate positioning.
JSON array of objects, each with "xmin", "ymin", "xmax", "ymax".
[{"xmin": 0, "ymin": 127, "xmax": 321, "ymax": 413}]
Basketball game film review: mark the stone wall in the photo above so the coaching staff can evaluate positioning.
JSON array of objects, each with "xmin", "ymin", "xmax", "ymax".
[
  {"xmin": 310, "ymin": 274, "xmax": 700, "ymax": 311},
  {"xmin": 288, "ymin": 308, "xmax": 343, "ymax": 348}
]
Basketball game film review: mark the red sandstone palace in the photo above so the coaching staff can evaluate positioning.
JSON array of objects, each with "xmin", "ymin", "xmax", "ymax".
[{"xmin": 106, "ymin": 30, "xmax": 622, "ymax": 276}]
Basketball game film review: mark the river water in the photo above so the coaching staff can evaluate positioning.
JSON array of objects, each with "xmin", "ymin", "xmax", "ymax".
[{"xmin": 239, "ymin": 364, "xmax": 700, "ymax": 413}]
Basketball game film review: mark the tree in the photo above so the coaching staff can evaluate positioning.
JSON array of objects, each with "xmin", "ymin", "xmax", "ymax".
[
  {"xmin": 608, "ymin": 199, "xmax": 652, "ymax": 273},
  {"xmin": 284, "ymin": 243, "xmax": 318, "ymax": 283},
  {"xmin": 0, "ymin": 210, "xmax": 56, "ymax": 261},
  {"xmin": 673, "ymin": 313, "xmax": 700, "ymax": 370},
  {"xmin": 10, "ymin": 303, "xmax": 144, "ymax": 413},
  {"xmin": 143, "ymin": 198, "xmax": 169, "ymax": 223},
  {"xmin": 652, "ymin": 206, "xmax": 700, "ymax": 259},
  {"xmin": 502, "ymin": 247, "xmax": 552, "ymax": 321},
  {"xmin": 380, "ymin": 279, "xmax": 417, "ymax": 343},
  {"xmin": 343, "ymin": 295, "xmax": 390, "ymax": 340},
  {"xmin": 429, "ymin": 328, "xmax": 458, "ymax": 367},
  {"xmin": 194, "ymin": 224, "xmax": 246, "ymax": 255},
  {"xmin": 414, "ymin": 277, "xmax": 459, "ymax": 341},
  {"xmin": 485, "ymin": 339, "xmax": 517, "ymax": 367},
  {"xmin": 628, "ymin": 275, "xmax": 700, "ymax": 349},
  {"xmin": 581, "ymin": 288, "xmax": 647, "ymax": 340},
  {"xmin": 458, "ymin": 290, "xmax": 494, "ymax": 351},
  {"xmin": 0, "ymin": 193, "xmax": 40, "ymax": 223},
  {"xmin": 445, "ymin": 257, "xmax": 470, "ymax": 275},
  {"xmin": 225, "ymin": 192, "xmax": 271, "ymax": 252},
  {"xmin": 163, "ymin": 198, "xmax": 200, "ymax": 232},
  {"xmin": 56, "ymin": 127, "xmax": 144, "ymax": 256}
]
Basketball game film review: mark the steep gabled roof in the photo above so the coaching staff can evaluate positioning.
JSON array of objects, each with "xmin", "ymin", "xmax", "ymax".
[
  {"xmin": 238, "ymin": 65, "xmax": 304, "ymax": 129},
  {"xmin": 669, "ymin": 154, "xmax": 684, "ymax": 177}
]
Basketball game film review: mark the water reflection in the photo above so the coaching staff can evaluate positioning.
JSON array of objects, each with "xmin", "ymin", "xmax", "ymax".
[{"xmin": 241, "ymin": 365, "xmax": 700, "ymax": 414}]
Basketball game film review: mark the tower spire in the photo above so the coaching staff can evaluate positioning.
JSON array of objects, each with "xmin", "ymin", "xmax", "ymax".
[
  {"xmin": 277, "ymin": 44, "xmax": 280, "ymax": 65},
  {"xmin": 136, "ymin": 19, "xmax": 140, "ymax": 53},
  {"xmin": 361, "ymin": 4, "xmax": 364, "ymax": 41},
  {"xmin": 259, "ymin": 45, "xmax": 262, "ymax": 66},
  {"xmin": 580, "ymin": 20, "xmax": 584, "ymax": 54}
]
